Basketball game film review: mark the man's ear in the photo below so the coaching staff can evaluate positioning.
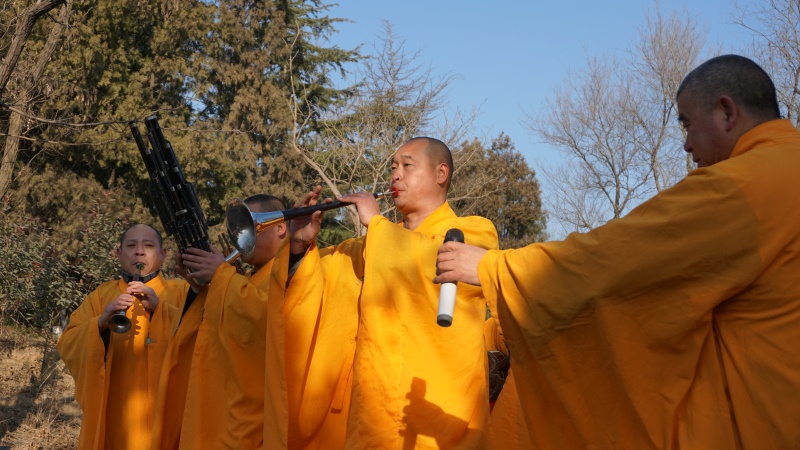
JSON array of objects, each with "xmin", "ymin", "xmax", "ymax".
[
  {"xmin": 436, "ymin": 162, "xmax": 449, "ymax": 187},
  {"xmin": 718, "ymin": 95, "xmax": 739, "ymax": 131},
  {"xmin": 276, "ymin": 222, "xmax": 288, "ymax": 239}
]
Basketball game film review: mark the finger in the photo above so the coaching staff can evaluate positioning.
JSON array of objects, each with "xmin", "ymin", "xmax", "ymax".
[
  {"xmin": 437, "ymin": 242, "xmax": 458, "ymax": 255},
  {"xmin": 433, "ymin": 272, "xmax": 457, "ymax": 284},
  {"xmin": 210, "ymin": 244, "xmax": 222, "ymax": 255},
  {"xmin": 306, "ymin": 186, "xmax": 322, "ymax": 206},
  {"xmin": 185, "ymin": 247, "xmax": 210, "ymax": 256},
  {"xmin": 115, "ymin": 298, "xmax": 134, "ymax": 308},
  {"xmin": 435, "ymin": 256, "xmax": 458, "ymax": 274}
]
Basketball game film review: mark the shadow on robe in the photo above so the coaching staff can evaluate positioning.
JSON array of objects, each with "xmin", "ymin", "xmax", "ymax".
[{"xmin": 401, "ymin": 377, "xmax": 469, "ymax": 449}]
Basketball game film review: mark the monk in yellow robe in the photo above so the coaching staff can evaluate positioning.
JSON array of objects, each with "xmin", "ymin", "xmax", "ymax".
[
  {"xmin": 150, "ymin": 194, "xmax": 287, "ymax": 449},
  {"xmin": 269, "ymin": 137, "xmax": 499, "ymax": 449},
  {"xmin": 483, "ymin": 318, "xmax": 533, "ymax": 449},
  {"xmin": 435, "ymin": 55, "xmax": 800, "ymax": 449},
  {"xmin": 58, "ymin": 224, "xmax": 188, "ymax": 450}
]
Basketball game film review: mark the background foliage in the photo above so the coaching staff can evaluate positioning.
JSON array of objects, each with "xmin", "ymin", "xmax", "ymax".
[
  {"xmin": 0, "ymin": 0, "xmax": 546, "ymax": 345},
  {"xmin": 1, "ymin": 0, "xmax": 799, "ymax": 445}
]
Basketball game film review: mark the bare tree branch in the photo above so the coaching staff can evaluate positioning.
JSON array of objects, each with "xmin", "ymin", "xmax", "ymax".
[
  {"xmin": 733, "ymin": 0, "xmax": 800, "ymax": 125},
  {"xmin": 526, "ymin": 4, "xmax": 706, "ymax": 236},
  {"xmin": 0, "ymin": 0, "xmax": 65, "ymax": 96}
]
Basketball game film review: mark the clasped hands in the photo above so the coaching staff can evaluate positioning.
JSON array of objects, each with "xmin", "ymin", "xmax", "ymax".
[{"xmin": 98, "ymin": 282, "xmax": 159, "ymax": 331}]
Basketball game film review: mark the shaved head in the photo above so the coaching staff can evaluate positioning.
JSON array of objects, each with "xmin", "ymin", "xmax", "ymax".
[
  {"xmin": 244, "ymin": 194, "xmax": 285, "ymax": 213},
  {"xmin": 404, "ymin": 137, "xmax": 454, "ymax": 191},
  {"xmin": 677, "ymin": 55, "xmax": 780, "ymax": 122}
]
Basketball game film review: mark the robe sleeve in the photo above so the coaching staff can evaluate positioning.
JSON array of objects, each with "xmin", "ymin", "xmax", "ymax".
[
  {"xmin": 290, "ymin": 239, "xmax": 364, "ymax": 446},
  {"xmin": 199, "ymin": 262, "xmax": 269, "ymax": 449},
  {"xmin": 264, "ymin": 237, "xmax": 352, "ymax": 449},
  {"xmin": 477, "ymin": 166, "xmax": 764, "ymax": 448},
  {"xmin": 263, "ymin": 240, "xmax": 292, "ymax": 449},
  {"xmin": 58, "ymin": 289, "xmax": 109, "ymax": 409}
]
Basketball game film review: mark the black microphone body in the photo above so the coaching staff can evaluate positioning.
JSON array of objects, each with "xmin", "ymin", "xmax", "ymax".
[{"xmin": 437, "ymin": 228, "xmax": 464, "ymax": 327}]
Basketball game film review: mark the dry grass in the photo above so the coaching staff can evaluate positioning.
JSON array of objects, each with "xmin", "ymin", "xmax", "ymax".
[{"xmin": 0, "ymin": 324, "xmax": 80, "ymax": 449}]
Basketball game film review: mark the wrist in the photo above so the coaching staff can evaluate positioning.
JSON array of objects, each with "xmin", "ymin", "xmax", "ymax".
[
  {"xmin": 290, "ymin": 239, "xmax": 311, "ymax": 255},
  {"xmin": 98, "ymin": 314, "xmax": 109, "ymax": 332}
]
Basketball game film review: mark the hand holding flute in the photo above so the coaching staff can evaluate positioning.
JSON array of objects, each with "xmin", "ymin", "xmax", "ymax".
[{"xmin": 286, "ymin": 186, "xmax": 398, "ymax": 255}]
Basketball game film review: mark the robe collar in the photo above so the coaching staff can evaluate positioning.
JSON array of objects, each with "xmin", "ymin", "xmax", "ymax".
[
  {"xmin": 248, "ymin": 258, "xmax": 275, "ymax": 287},
  {"xmin": 400, "ymin": 201, "xmax": 456, "ymax": 234},
  {"xmin": 121, "ymin": 268, "xmax": 161, "ymax": 283},
  {"xmin": 117, "ymin": 272, "xmax": 165, "ymax": 291},
  {"xmin": 117, "ymin": 272, "xmax": 166, "ymax": 293},
  {"xmin": 729, "ymin": 119, "xmax": 797, "ymax": 160}
]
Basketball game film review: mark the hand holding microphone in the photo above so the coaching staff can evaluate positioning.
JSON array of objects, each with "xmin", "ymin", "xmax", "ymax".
[{"xmin": 437, "ymin": 228, "xmax": 464, "ymax": 327}]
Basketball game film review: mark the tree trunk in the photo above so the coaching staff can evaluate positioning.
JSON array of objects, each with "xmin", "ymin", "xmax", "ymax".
[
  {"xmin": 0, "ymin": 102, "xmax": 26, "ymax": 199},
  {"xmin": 0, "ymin": 3, "xmax": 70, "ymax": 199},
  {"xmin": 0, "ymin": 0, "xmax": 66, "ymax": 96}
]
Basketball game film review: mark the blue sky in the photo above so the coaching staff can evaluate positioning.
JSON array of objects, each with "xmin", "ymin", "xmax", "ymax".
[{"xmin": 327, "ymin": 0, "xmax": 753, "ymax": 169}]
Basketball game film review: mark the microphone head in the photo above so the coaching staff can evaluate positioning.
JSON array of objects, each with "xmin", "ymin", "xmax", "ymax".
[{"xmin": 444, "ymin": 228, "xmax": 464, "ymax": 244}]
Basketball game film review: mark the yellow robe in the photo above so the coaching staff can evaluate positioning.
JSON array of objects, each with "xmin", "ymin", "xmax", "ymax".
[
  {"xmin": 57, "ymin": 274, "xmax": 186, "ymax": 450},
  {"xmin": 478, "ymin": 119, "xmax": 800, "ymax": 449},
  {"xmin": 263, "ymin": 238, "xmax": 344, "ymax": 450},
  {"xmin": 483, "ymin": 319, "xmax": 533, "ymax": 450},
  {"xmin": 151, "ymin": 261, "xmax": 272, "ymax": 449},
  {"xmin": 269, "ymin": 202, "xmax": 498, "ymax": 449}
]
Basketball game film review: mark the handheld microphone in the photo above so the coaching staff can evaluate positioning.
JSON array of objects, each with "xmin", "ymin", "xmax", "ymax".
[{"xmin": 437, "ymin": 228, "xmax": 464, "ymax": 327}]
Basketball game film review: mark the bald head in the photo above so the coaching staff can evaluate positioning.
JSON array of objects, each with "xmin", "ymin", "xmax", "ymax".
[
  {"xmin": 244, "ymin": 194, "xmax": 285, "ymax": 213},
  {"xmin": 404, "ymin": 137, "xmax": 454, "ymax": 191},
  {"xmin": 677, "ymin": 55, "xmax": 780, "ymax": 123}
]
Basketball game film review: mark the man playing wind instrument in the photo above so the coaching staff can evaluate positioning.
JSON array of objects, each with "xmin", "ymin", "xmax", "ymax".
[{"xmin": 59, "ymin": 224, "xmax": 188, "ymax": 450}]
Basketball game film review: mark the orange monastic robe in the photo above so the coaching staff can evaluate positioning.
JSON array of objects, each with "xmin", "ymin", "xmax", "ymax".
[
  {"xmin": 151, "ymin": 261, "xmax": 272, "ymax": 449},
  {"xmin": 58, "ymin": 274, "xmax": 187, "ymax": 450},
  {"xmin": 268, "ymin": 202, "xmax": 498, "ymax": 449},
  {"xmin": 478, "ymin": 119, "xmax": 800, "ymax": 449},
  {"xmin": 483, "ymin": 319, "xmax": 533, "ymax": 450}
]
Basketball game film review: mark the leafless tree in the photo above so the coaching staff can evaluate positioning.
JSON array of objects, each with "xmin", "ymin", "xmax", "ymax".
[
  {"xmin": 526, "ymin": 4, "xmax": 707, "ymax": 236},
  {"xmin": 529, "ymin": 56, "xmax": 653, "ymax": 234},
  {"xmin": 733, "ymin": 0, "xmax": 800, "ymax": 126},
  {"xmin": 628, "ymin": 4, "xmax": 705, "ymax": 191}
]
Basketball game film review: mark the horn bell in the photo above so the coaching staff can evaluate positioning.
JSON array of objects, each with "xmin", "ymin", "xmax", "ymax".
[{"xmin": 225, "ymin": 198, "xmax": 286, "ymax": 258}]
